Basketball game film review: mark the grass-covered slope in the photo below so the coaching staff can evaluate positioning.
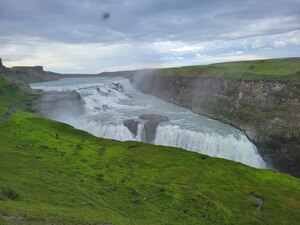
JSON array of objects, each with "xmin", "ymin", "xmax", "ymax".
[
  {"xmin": 0, "ymin": 74, "xmax": 300, "ymax": 224},
  {"xmin": 0, "ymin": 77, "xmax": 36, "ymax": 118},
  {"xmin": 0, "ymin": 112, "xmax": 300, "ymax": 225},
  {"xmin": 154, "ymin": 58, "xmax": 300, "ymax": 80}
]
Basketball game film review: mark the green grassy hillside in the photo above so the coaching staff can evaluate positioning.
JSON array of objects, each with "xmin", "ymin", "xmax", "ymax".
[
  {"xmin": 154, "ymin": 58, "xmax": 300, "ymax": 80},
  {"xmin": 1, "ymin": 111, "xmax": 300, "ymax": 225},
  {"xmin": 0, "ymin": 68, "xmax": 300, "ymax": 224},
  {"xmin": 0, "ymin": 77, "xmax": 36, "ymax": 117}
]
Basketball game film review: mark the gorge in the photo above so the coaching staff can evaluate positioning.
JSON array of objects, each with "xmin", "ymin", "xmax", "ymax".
[{"xmin": 131, "ymin": 59, "xmax": 300, "ymax": 177}]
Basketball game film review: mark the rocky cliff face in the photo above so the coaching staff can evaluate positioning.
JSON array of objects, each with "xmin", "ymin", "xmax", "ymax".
[
  {"xmin": 132, "ymin": 74, "xmax": 300, "ymax": 177},
  {"xmin": 0, "ymin": 59, "xmax": 62, "ymax": 86},
  {"xmin": 10, "ymin": 66, "xmax": 62, "ymax": 83},
  {"xmin": 32, "ymin": 91, "xmax": 83, "ymax": 120},
  {"xmin": 124, "ymin": 114, "xmax": 169, "ymax": 143},
  {"xmin": 12, "ymin": 66, "xmax": 44, "ymax": 73}
]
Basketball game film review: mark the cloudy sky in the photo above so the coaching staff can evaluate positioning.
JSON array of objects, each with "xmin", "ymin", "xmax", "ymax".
[{"xmin": 0, "ymin": 0, "xmax": 300, "ymax": 73}]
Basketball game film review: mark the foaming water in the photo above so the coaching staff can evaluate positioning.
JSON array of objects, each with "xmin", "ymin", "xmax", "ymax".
[
  {"xmin": 31, "ymin": 76, "xmax": 266, "ymax": 169},
  {"xmin": 155, "ymin": 124, "xmax": 264, "ymax": 168}
]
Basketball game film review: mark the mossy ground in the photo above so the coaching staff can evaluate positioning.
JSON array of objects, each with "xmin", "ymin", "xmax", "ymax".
[
  {"xmin": 0, "ymin": 66, "xmax": 300, "ymax": 225},
  {"xmin": 155, "ymin": 58, "xmax": 300, "ymax": 80}
]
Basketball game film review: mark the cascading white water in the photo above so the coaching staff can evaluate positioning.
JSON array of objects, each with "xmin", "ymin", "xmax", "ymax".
[
  {"xmin": 31, "ymin": 76, "xmax": 266, "ymax": 169},
  {"xmin": 154, "ymin": 124, "xmax": 265, "ymax": 168},
  {"xmin": 72, "ymin": 120, "xmax": 144, "ymax": 142}
]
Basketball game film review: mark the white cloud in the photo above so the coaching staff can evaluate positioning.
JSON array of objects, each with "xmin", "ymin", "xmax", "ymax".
[
  {"xmin": 287, "ymin": 30, "xmax": 300, "ymax": 45},
  {"xmin": 160, "ymin": 56, "xmax": 171, "ymax": 61},
  {"xmin": 170, "ymin": 45, "xmax": 204, "ymax": 53},
  {"xmin": 240, "ymin": 40, "xmax": 249, "ymax": 50},
  {"xmin": 272, "ymin": 30, "xmax": 300, "ymax": 48},
  {"xmin": 273, "ymin": 40, "xmax": 287, "ymax": 48},
  {"xmin": 236, "ymin": 51, "xmax": 244, "ymax": 54},
  {"xmin": 252, "ymin": 39, "xmax": 265, "ymax": 49},
  {"xmin": 195, "ymin": 53, "xmax": 207, "ymax": 58}
]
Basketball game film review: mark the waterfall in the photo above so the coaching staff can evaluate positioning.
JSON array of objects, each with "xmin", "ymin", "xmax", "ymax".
[
  {"xmin": 30, "ymin": 76, "xmax": 267, "ymax": 169},
  {"xmin": 70, "ymin": 120, "xmax": 266, "ymax": 168},
  {"xmin": 72, "ymin": 119, "xmax": 144, "ymax": 142},
  {"xmin": 154, "ymin": 124, "xmax": 266, "ymax": 168}
]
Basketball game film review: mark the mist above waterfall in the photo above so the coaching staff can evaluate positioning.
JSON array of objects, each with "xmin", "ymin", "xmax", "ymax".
[{"xmin": 31, "ymin": 76, "xmax": 266, "ymax": 169}]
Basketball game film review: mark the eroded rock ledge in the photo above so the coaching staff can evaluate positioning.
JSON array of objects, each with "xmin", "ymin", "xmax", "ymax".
[{"xmin": 32, "ymin": 91, "xmax": 83, "ymax": 119}]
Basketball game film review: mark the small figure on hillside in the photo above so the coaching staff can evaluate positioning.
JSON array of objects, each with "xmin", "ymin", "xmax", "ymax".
[{"xmin": 56, "ymin": 133, "xmax": 59, "ymax": 139}]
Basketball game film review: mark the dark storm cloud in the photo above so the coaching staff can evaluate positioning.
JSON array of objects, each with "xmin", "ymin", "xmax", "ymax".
[{"xmin": 0, "ymin": 0, "xmax": 300, "ymax": 44}]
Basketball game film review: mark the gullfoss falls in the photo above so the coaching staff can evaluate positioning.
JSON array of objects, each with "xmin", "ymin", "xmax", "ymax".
[{"xmin": 31, "ymin": 76, "xmax": 266, "ymax": 169}]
